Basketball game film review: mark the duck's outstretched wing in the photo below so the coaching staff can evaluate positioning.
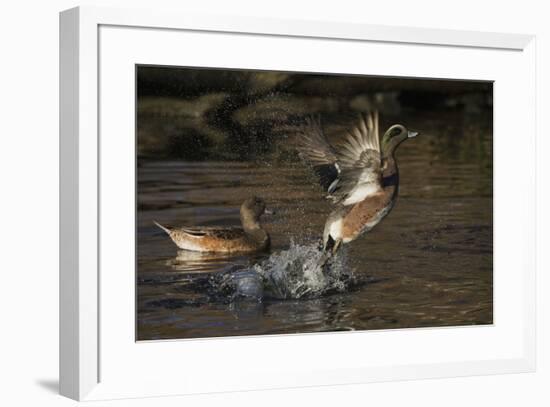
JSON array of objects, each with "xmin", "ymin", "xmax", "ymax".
[
  {"xmin": 330, "ymin": 112, "xmax": 383, "ymax": 205},
  {"xmin": 296, "ymin": 112, "xmax": 383, "ymax": 205},
  {"xmin": 295, "ymin": 116, "xmax": 340, "ymax": 192}
]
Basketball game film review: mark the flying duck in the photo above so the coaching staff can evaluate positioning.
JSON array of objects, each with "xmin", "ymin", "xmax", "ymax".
[
  {"xmin": 154, "ymin": 197, "xmax": 272, "ymax": 253},
  {"xmin": 296, "ymin": 111, "xmax": 418, "ymax": 253}
]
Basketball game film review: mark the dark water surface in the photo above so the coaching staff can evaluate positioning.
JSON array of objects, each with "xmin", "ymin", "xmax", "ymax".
[{"xmin": 137, "ymin": 112, "xmax": 493, "ymax": 340}]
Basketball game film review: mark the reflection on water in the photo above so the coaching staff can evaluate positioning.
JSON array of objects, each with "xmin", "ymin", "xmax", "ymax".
[{"xmin": 137, "ymin": 111, "xmax": 493, "ymax": 340}]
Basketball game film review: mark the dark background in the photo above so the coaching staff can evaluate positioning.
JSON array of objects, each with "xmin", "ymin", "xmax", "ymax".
[{"xmin": 137, "ymin": 66, "xmax": 492, "ymax": 162}]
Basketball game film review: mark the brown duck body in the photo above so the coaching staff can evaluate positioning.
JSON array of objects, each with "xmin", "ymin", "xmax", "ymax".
[
  {"xmin": 324, "ymin": 157, "xmax": 399, "ymax": 247},
  {"xmin": 154, "ymin": 197, "xmax": 271, "ymax": 253},
  {"xmin": 157, "ymin": 225, "xmax": 270, "ymax": 253}
]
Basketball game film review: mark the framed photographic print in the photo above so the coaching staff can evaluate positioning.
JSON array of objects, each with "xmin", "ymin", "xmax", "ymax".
[{"xmin": 60, "ymin": 6, "xmax": 536, "ymax": 401}]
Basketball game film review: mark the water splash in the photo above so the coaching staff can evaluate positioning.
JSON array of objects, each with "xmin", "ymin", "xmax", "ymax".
[
  {"xmin": 253, "ymin": 240, "xmax": 354, "ymax": 299},
  {"xmin": 211, "ymin": 240, "xmax": 355, "ymax": 302}
]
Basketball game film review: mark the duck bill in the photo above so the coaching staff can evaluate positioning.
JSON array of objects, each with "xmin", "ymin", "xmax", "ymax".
[{"xmin": 407, "ymin": 131, "xmax": 419, "ymax": 138}]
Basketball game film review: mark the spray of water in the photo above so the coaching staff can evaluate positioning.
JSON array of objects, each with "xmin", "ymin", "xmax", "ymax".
[
  {"xmin": 256, "ymin": 240, "xmax": 352, "ymax": 299},
  {"xmin": 215, "ymin": 240, "xmax": 355, "ymax": 301}
]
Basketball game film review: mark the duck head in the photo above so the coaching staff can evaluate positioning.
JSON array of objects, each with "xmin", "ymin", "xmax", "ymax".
[
  {"xmin": 381, "ymin": 124, "xmax": 418, "ymax": 156},
  {"xmin": 240, "ymin": 196, "xmax": 273, "ymax": 229}
]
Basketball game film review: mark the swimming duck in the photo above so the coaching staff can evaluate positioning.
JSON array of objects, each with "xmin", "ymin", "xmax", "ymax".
[
  {"xmin": 297, "ymin": 111, "xmax": 418, "ymax": 253},
  {"xmin": 154, "ymin": 197, "xmax": 272, "ymax": 253}
]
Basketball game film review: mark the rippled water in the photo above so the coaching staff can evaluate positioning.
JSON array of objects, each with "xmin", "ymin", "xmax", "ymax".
[{"xmin": 137, "ymin": 112, "xmax": 493, "ymax": 340}]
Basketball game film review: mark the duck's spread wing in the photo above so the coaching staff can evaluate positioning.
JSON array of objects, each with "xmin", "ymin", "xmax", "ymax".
[
  {"xmin": 180, "ymin": 227, "xmax": 245, "ymax": 240},
  {"xmin": 295, "ymin": 116, "xmax": 340, "ymax": 192},
  {"xmin": 330, "ymin": 112, "xmax": 383, "ymax": 205},
  {"xmin": 297, "ymin": 112, "xmax": 383, "ymax": 205}
]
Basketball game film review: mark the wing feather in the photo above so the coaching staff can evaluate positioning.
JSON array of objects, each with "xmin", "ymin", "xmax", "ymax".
[
  {"xmin": 295, "ymin": 116, "xmax": 341, "ymax": 192},
  {"xmin": 180, "ymin": 227, "xmax": 244, "ymax": 240},
  {"xmin": 295, "ymin": 116, "xmax": 337, "ymax": 166},
  {"xmin": 296, "ymin": 111, "xmax": 383, "ymax": 205}
]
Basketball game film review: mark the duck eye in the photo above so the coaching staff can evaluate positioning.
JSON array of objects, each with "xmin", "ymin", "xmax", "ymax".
[{"xmin": 390, "ymin": 127, "xmax": 401, "ymax": 137}]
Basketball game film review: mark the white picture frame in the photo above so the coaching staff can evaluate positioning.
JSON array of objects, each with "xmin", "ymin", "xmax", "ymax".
[{"xmin": 60, "ymin": 5, "xmax": 536, "ymax": 401}]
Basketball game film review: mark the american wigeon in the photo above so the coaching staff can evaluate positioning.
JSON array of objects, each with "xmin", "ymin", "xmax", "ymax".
[
  {"xmin": 154, "ymin": 197, "xmax": 272, "ymax": 253},
  {"xmin": 297, "ymin": 111, "xmax": 418, "ymax": 253}
]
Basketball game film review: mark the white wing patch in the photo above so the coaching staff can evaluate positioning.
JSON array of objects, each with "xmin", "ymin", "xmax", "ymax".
[{"xmin": 342, "ymin": 183, "xmax": 382, "ymax": 206}]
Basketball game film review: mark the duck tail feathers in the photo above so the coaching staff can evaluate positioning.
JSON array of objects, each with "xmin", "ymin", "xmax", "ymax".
[{"xmin": 153, "ymin": 221, "xmax": 172, "ymax": 235}]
